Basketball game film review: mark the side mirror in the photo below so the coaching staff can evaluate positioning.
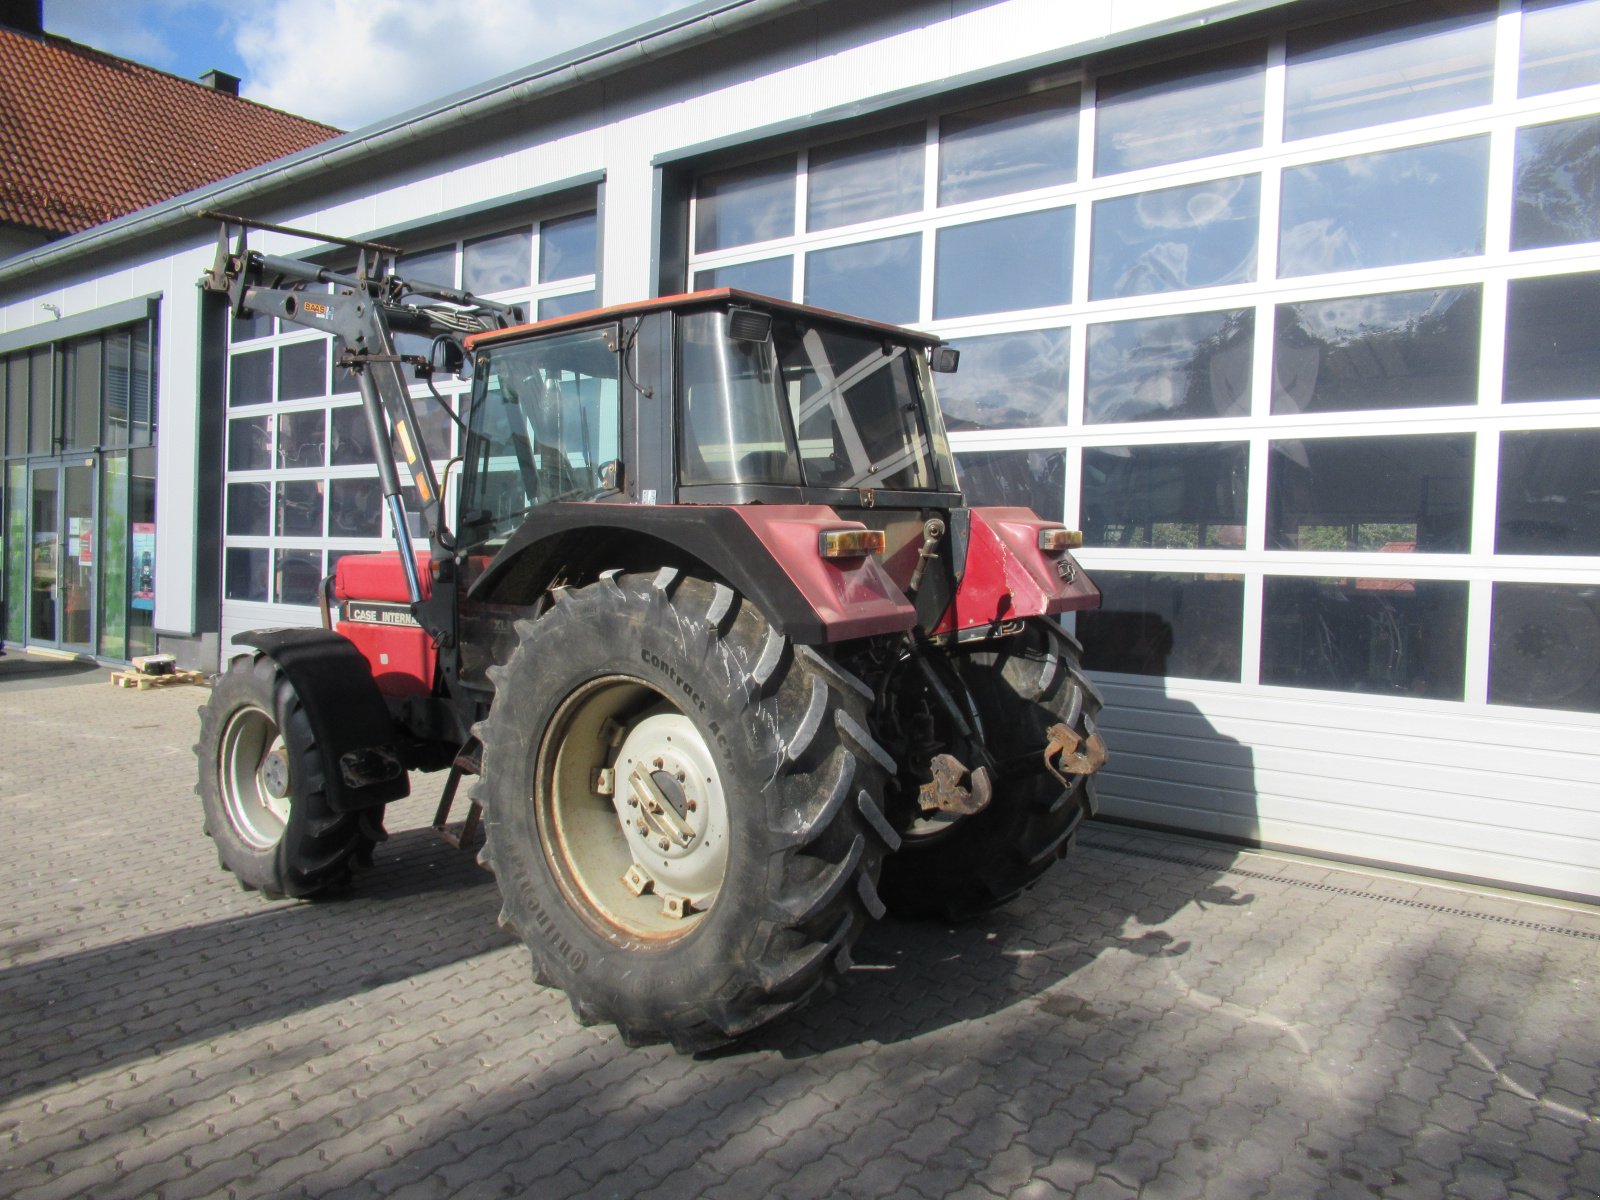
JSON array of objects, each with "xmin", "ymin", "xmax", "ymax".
[{"xmin": 930, "ymin": 346, "xmax": 960, "ymax": 373}]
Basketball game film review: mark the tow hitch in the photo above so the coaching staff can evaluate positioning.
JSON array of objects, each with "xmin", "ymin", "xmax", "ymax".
[{"xmin": 1043, "ymin": 723, "xmax": 1108, "ymax": 787}]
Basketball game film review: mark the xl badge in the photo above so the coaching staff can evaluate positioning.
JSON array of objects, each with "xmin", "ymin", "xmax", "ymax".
[{"xmin": 1056, "ymin": 556, "xmax": 1077, "ymax": 584}]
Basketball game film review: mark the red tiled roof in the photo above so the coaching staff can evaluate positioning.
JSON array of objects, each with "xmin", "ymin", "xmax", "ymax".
[{"xmin": 0, "ymin": 26, "xmax": 340, "ymax": 237}]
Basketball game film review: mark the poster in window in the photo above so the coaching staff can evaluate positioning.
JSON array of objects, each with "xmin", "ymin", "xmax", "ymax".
[{"xmin": 132, "ymin": 522, "xmax": 155, "ymax": 611}]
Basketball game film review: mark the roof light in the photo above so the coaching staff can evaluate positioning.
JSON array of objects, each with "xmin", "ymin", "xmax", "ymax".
[
  {"xmin": 819, "ymin": 529, "xmax": 886, "ymax": 559},
  {"xmin": 1038, "ymin": 528, "xmax": 1083, "ymax": 552}
]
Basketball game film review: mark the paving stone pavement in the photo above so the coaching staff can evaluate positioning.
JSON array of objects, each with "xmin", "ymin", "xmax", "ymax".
[{"xmin": 1, "ymin": 658, "xmax": 1597, "ymax": 1200}]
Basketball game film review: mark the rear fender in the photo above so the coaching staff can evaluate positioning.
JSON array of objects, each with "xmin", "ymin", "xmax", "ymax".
[{"xmin": 933, "ymin": 507, "xmax": 1100, "ymax": 637}]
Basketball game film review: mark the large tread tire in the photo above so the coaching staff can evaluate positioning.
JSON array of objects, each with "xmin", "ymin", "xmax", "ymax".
[
  {"xmin": 473, "ymin": 569, "xmax": 893, "ymax": 1051},
  {"xmin": 879, "ymin": 619, "xmax": 1100, "ymax": 921},
  {"xmin": 195, "ymin": 654, "xmax": 383, "ymax": 900}
]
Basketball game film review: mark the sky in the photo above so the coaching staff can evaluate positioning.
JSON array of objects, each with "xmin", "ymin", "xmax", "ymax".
[{"xmin": 43, "ymin": 0, "xmax": 695, "ymax": 130}]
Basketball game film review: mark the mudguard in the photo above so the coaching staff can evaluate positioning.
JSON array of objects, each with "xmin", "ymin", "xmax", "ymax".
[{"xmin": 230, "ymin": 627, "xmax": 412, "ymax": 812}]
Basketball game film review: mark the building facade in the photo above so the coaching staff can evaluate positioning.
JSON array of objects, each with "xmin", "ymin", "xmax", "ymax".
[{"xmin": 1, "ymin": 0, "xmax": 1596, "ymax": 899}]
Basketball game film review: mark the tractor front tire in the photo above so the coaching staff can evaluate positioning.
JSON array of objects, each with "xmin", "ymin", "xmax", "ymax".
[
  {"xmin": 879, "ymin": 619, "xmax": 1101, "ymax": 921},
  {"xmin": 195, "ymin": 654, "xmax": 382, "ymax": 899},
  {"xmin": 474, "ymin": 569, "xmax": 894, "ymax": 1051}
]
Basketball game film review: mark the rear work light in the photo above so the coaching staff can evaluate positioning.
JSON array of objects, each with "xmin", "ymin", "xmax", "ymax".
[
  {"xmin": 1038, "ymin": 528, "xmax": 1084, "ymax": 552},
  {"xmin": 819, "ymin": 529, "xmax": 887, "ymax": 558}
]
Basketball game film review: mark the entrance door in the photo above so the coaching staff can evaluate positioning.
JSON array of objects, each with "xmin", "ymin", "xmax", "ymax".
[{"xmin": 27, "ymin": 459, "xmax": 96, "ymax": 653}]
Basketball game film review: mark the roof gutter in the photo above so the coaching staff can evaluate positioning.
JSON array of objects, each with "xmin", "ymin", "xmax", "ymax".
[{"xmin": 0, "ymin": 0, "xmax": 827, "ymax": 289}]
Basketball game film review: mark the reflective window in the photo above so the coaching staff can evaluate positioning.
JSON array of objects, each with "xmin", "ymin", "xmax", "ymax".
[
  {"xmin": 231, "ymin": 310, "xmax": 273, "ymax": 341},
  {"xmin": 938, "ymin": 85, "xmax": 1078, "ymax": 206},
  {"xmin": 229, "ymin": 349, "xmax": 272, "ymax": 407},
  {"xmin": 1095, "ymin": 46, "xmax": 1264, "ymax": 176},
  {"xmin": 1081, "ymin": 443, "xmax": 1248, "ymax": 550},
  {"xmin": 1503, "ymin": 272, "xmax": 1600, "ymax": 402},
  {"xmin": 1496, "ymin": 429, "xmax": 1600, "ymax": 555},
  {"xmin": 5, "ymin": 356, "xmax": 25, "ymax": 455},
  {"xmin": 329, "ymin": 405, "xmax": 374, "ymax": 467},
  {"xmin": 24, "ymin": 346, "xmax": 50, "ymax": 455},
  {"xmin": 540, "ymin": 212, "xmax": 597, "ymax": 282},
  {"xmin": 1262, "ymin": 576, "xmax": 1467, "ymax": 699},
  {"xmin": 1086, "ymin": 310, "xmax": 1253, "ymax": 424},
  {"xmin": 389, "ymin": 398, "xmax": 453, "ymax": 464},
  {"xmin": 693, "ymin": 256, "xmax": 793, "ymax": 298},
  {"xmin": 803, "ymin": 234, "xmax": 921, "ymax": 326},
  {"xmin": 536, "ymin": 291, "xmax": 598, "ymax": 321},
  {"xmin": 62, "ymin": 337, "xmax": 100, "ymax": 451},
  {"xmin": 954, "ymin": 449, "xmax": 1065, "ymax": 522},
  {"xmin": 1279, "ymin": 137, "xmax": 1489, "ymax": 277},
  {"xmin": 1090, "ymin": 175, "xmax": 1259, "ymax": 299},
  {"xmin": 1284, "ymin": 4, "xmax": 1495, "ymax": 142},
  {"xmin": 275, "ymin": 549, "xmax": 322, "ymax": 605},
  {"xmin": 102, "ymin": 331, "xmax": 130, "ymax": 448},
  {"xmin": 1512, "ymin": 114, "xmax": 1600, "ymax": 250},
  {"xmin": 226, "ymin": 482, "xmax": 270, "ymax": 537},
  {"xmin": 329, "ymin": 477, "xmax": 384, "ymax": 539},
  {"xmin": 277, "ymin": 409, "xmax": 326, "ymax": 469},
  {"xmin": 695, "ymin": 156, "xmax": 796, "ymax": 251},
  {"xmin": 277, "ymin": 340, "xmax": 327, "ymax": 403},
  {"xmin": 1520, "ymin": 0, "xmax": 1600, "ymax": 96},
  {"xmin": 1272, "ymin": 286, "xmax": 1482, "ymax": 414},
  {"xmin": 224, "ymin": 547, "xmax": 269, "ymax": 602},
  {"xmin": 1267, "ymin": 434, "xmax": 1474, "ymax": 552},
  {"xmin": 227, "ymin": 415, "xmax": 272, "ymax": 472},
  {"xmin": 1078, "ymin": 571, "xmax": 1245, "ymax": 682},
  {"xmin": 463, "ymin": 228, "xmax": 532, "ymax": 294},
  {"xmin": 935, "ymin": 328, "xmax": 1070, "ymax": 431},
  {"xmin": 933, "ymin": 207, "xmax": 1073, "ymax": 320},
  {"xmin": 1490, "ymin": 583, "xmax": 1600, "ymax": 712},
  {"xmin": 807, "ymin": 125, "xmax": 924, "ymax": 232},
  {"xmin": 276, "ymin": 480, "xmax": 324, "ymax": 537},
  {"xmin": 399, "ymin": 244, "xmax": 456, "ymax": 290}
]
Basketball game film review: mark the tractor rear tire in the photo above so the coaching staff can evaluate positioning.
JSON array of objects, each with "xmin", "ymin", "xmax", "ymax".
[
  {"xmin": 474, "ymin": 569, "xmax": 894, "ymax": 1051},
  {"xmin": 195, "ymin": 654, "xmax": 382, "ymax": 899},
  {"xmin": 879, "ymin": 619, "xmax": 1100, "ymax": 921}
]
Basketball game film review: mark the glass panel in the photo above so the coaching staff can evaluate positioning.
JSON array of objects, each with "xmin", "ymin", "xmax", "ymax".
[
  {"xmin": 1268, "ymin": 434, "xmax": 1474, "ymax": 552},
  {"xmin": 5, "ymin": 356, "xmax": 26, "ymax": 455},
  {"xmin": 1082, "ymin": 443, "xmax": 1248, "ymax": 550},
  {"xmin": 536, "ymin": 291, "xmax": 598, "ymax": 321},
  {"xmin": 1496, "ymin": 429, "xmax": 1600, "ymax": 555},
  {"xmin": 5, "ymin": 462, "xmax": 26, "ymax": 643},
  {"xmin": 102, "ymin": 331, "xmax": 130, "ymax": 448},
  {"xmin": 127, "ymin": 447, "xmax": 155, "ymax": 657},
  {"xmin": 1095, "ymin": 46, "xmax": 1264, "ymax": 176},
  {"xmin": 29, "ymin": 468, "xmax": 58, "ymax": 642},
  {"xmin": 1086, "ymin": 310, "xmax": 1253, "ymax": 424},
  {"xmin": 132, "ymin": 324, "xmax": 154, "ymax": 446},
  {"xmin": 1262, "ymin": 576, "xmax": 1467, "ymax": 698},
  {"xmin": 58, "ymin": 464, "xmax": 94, "ymax": 650},
  {"xmin": 1503, "ymin": 272, "xmax": 1600, "ymax": 402},
  {"xmin": 276, "ymin": 408, "xmax": 326, "ymax": 468},
  {"xmin": 399, "ymin": 244, "xmax": 456, "ymax": 290},
  {"xmin": 231, "ymin": 309, "xmax": 274, "ymax": 341},
  {"xmin": 692, "ymin": 257, "xmax": 793, "ymax": 298},
  {"xmin": 936, "ymin": 328, "xmax": 1070, "ymax": 431},
  {"xmin": 28, "ymin": 347, "xmax": 52, "ymax": 455},
  {"xmin": 228, "ymin": 415, "xmax": 272, "ymax": 472},
  {"xmin": 1278, "ymin": 137, "xmax": 1489, "ymax": 277},
  {"xmin": 225, "ymin": 546, "xmax": 269, "ymax": 602},
  {"xmin": 276, "ymin": 480, "xmax": 324, "ymax": 537},
  {"xmin": 98, "ymin": 451, "xmax": 127, "ymax": 661},
  {"xmin": 1272, "ymin": 286, "xmax": 1482, "ymax": 414},
  {"xmin": 226, "ymin": 482, "xmax": 271, "ymax": 537},
  {"xmin": 462, "ymin": 228, "xmax": 532, "ymax": 295},
  {"xmin": 389, "ymin": 397, "xmax": 453, "ymax": 463},
  {"xmin": 933, "ymin": 207, "xmax": 1073, "ymax": 320},
  {"xmin": 804, "ymin": 235, "xmax": 921, "ymax": 326},
  {"xmin": 806, "ymin": 124, "xmax": 924, "ymax": 232},
  {"xmin": 330, "ymin": 404, "xmax": 376, "ymax": 466},
  {"xmin": 329, "ymin": 477, "xmax": 383, "ymax": 538},
  {"xmin": 938, "ymin": 84, "xmax": 1079, "ymax": 206},
  {"xmin": 695, "ymin": 156, "xmax": 796, "ymax": 251},
  {"xmin": 955, "ymin": 449, "xmax": 1065, "ymax": 522},
  {"xmin": 1520, "ymin": 0, "xmax": 1600, "ymax": 96},
  {"xmin": 1090, "ymin": 175, "xmax": 1259, "ymax": 299},
  {"xmin": 1490, "ymin": 583, "xmax": 1600, "ymax": 712},
  {"xmin": 1512, "ymin": 114, "xmax": 1600, "ymax": 250},
  {"xmin": 679, "ymin": 312, "xmax": 802, "ymax": 487},
  {"xmin": 63, "ymin": 338, "xmax": 100, "ymax": 451},
  {"xmin": 539, "ymin": 211, "xmax": 597, "ymax": 283},
  {"xmin": 275, "ymin": 549, "xmax": 322, "ymax": 606},
  {"xmin": 1078, "ymin": 571, "xmax": 1245, "ymax": 682},
  {"xmin": 277, "ymin": 340, "xmax": 327, "ymax": 402},
  {"xmin": 1284, "ymin": 3, "xmax": 1495, "ymax": 142},
  {"xmin": 229, "ymin": 348, "xmax": 272, "ymax": 407}
]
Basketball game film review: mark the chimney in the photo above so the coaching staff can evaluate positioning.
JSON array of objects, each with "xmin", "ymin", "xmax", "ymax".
[
  {"xmin": 200, "ymin": 69, "xmax": 241, "ymax": 96},
  {"xmin": 0, "ymin": 0, "xmax": 43, "ymax": 35}
]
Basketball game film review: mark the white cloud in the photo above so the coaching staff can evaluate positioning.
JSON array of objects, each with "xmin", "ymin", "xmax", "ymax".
[{"xmin": 233, "ymin": 0, "xmax": 691, "ymax": 129}]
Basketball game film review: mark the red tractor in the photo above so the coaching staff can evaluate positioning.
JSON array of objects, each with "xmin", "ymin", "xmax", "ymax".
[{"xmin": 195, "ymin": 216, "xmax": 1106, "ymax": 1049}]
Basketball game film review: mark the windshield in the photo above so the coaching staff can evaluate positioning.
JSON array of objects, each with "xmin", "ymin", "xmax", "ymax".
[{"xmin": 678, "ymin": 309, "xmax": 958, "ymax": 493}]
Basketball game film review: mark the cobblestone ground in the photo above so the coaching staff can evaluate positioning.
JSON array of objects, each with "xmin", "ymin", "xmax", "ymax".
[{"xmin": 1, "ymin": 659, "xmax": 1597, "ymax": 1200}]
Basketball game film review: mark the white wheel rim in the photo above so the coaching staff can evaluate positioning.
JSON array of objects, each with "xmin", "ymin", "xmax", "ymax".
[{"xmin": 218, "ymin": 704, "xmax": 291, "ymax": 850}]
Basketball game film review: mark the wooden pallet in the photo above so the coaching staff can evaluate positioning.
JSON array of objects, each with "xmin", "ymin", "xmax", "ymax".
[{"xmin": 109, "ymin": 668, "xmax": 209, "ymax": 691}]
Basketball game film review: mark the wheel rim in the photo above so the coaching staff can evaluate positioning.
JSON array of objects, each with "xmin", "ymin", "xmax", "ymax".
[
  {"xmin": 537, "ymin": 675, "xmax": 729, "ymax": 942},
  {"xmin": 218, "ymin": 703, "xmax": 291, "ymax": 851}
]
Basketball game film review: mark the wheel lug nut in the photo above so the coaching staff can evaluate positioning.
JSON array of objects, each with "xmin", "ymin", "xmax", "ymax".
[
  {"xmin": 635, "ymin": 819, "xmax": 648, "ymax": 834},
  {"xmin": 658, "ymin": 838, "xmax": 670, "ymax": 851},
  {"xmin": 653, "ymin": 757, "xmax": 664, "ymax": 769},
  {"xmin": 685, "ymin": 799, "xmax": 697, "ymax": 812},
  {"xmin": 675, "ymin": 769, "xmax": 686, "ymax": 783}
]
